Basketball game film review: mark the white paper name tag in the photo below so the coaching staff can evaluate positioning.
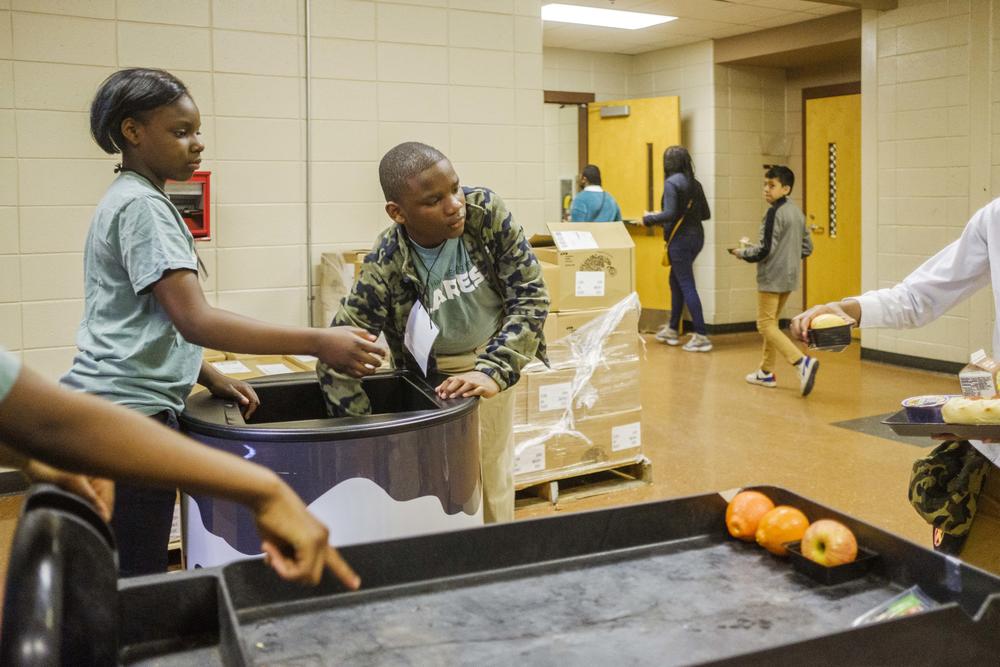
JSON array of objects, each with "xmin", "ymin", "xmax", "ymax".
[
  {"xmin": 514, "ymin": 443, "xmax": 546, "ymax": 475},
  {"xmin": 538, "ymin": 382, "xmax": 572, "ymax": 412},
  {"xmin": 553, "ymin": 230, "xmax": 598, "ymax": 250},
  {"xmin": 404, "ymin": 301, "xmax": 439, "ymax": 376},
  {"xmin": 258, "ymin": 363, "xmax": 294, "ymax": 375},
  {"xmin": 611, "ymin": 421, "xmax": 642, "ymax": 452},
  {"xmin": 575, "ymin": 270, "xmax": 606, "ymax": 297},
  {"xmin": 292, "ymin": 355, "xmax": 317, "ymax": 363},
  {"xmin": 212, "ymin": 360, "xmax": 250, "ymax": 374}
]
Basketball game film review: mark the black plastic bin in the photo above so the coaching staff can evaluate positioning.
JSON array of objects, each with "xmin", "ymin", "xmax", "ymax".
[{"xmin": 179, "ymin": 370, "xmax": 481, "ymax": 569}]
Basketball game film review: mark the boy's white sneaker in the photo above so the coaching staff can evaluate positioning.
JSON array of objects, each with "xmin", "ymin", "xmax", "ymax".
[
  {"xmin": 655, "ymin": 326, "xmax": 681, "ymax": 346},
  {"xmin": 745, "ymin": 370, "xmax": 777, "ymax": 388},
  {"xmin": 682, "ymin": 333, "xmax": 712, "ymax": 352},
  {"xmin": 798, "ymin": 356, "xmax": 819, "ymax": 397}
]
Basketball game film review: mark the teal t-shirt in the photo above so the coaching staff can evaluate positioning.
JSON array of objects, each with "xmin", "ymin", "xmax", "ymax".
[
  {"xmin": 0, "ymin": 347, "xmax": 21, "ymax": 405},
  {"xmin": 410, "ymin": 237, "xmax": 503, "ymax": 355},
  {"xmin": 60, "ymin": 171, "xmax": 202, "ymax": 416},
  {"xmin": 570, "ymin": 188, "xmax": 622, "ymax": 222}
]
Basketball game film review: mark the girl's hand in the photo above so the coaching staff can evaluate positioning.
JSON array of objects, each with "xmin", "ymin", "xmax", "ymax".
[
  {"xmin": 205, "ymin": 373, "xmax": 261, "ymax": 419},
  {"xmin": 435, "ymin": 371, "xmax": 500, "ymax": 399},
  {"xmin": 253, "ymin": 481, "xmax": 360, "ymax": 589},
  {"xmin": 23, "ymin": 460, "xmax": 115, "ymax": 522},
  {"xmin": 316, "ymin": 327, "xmax": 386, "ymax": 378}
]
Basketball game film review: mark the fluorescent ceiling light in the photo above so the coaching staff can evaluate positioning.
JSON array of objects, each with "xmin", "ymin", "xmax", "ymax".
[{"xmin": 541, "ymin": 3, "xmax": 675, "ymax": 30}]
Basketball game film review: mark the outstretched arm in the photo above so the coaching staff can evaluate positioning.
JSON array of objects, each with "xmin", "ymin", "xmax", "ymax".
[
  {"xmin": 152, "ymin": 269, "xmax": 384, "ymax": 378},
  {"xmin": 0, "ymin": 361, "xmax": 359, "ymax": 588}
]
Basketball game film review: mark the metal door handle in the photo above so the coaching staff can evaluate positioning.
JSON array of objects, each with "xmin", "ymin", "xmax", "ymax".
[{"xmin": 810, "ymin": 224, "xmax": 825, "ymax": 235}]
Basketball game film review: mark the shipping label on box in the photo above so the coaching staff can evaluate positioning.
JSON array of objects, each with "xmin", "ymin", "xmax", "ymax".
[
  {"xmin": 611, "ymin": 420, "xmax": 642, "ymax": 452},
  {"xmin": 537, "ymin": 381, "xmax": 572, "ymax": 413},
  {"xmin": 514, "ymin": 441, "xmax": 546, "ymax": 476}
]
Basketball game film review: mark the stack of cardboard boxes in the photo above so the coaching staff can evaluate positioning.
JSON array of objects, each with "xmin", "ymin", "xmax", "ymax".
[{"xmin": 513, "ymin": 223, "xmax": 644, "ymax": 488}]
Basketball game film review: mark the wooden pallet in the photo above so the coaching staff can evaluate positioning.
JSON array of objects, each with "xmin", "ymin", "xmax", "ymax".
[{"xmin": 515, "ymin": 456, "xmax": 652, "ymax": 506}]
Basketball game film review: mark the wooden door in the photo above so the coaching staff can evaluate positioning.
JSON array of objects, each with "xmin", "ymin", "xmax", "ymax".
[
  {"xmin": 588, "ymin": 96, "xmax": 681, "ymax": 311},
  {"xmin": 804, "ymin": 93, "xmax": 861, "ymax": 312}
]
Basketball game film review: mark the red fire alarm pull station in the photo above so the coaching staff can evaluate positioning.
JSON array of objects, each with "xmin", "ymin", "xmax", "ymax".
[{"xmin": 165, "ymin": 171, "xmax": 211, "ymax": 239}]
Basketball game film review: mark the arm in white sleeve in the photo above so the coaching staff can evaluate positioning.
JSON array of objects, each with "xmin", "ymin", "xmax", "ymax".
[{"xmin": 854, "ymin": 202, "xmax": 993, "ymax": 329}]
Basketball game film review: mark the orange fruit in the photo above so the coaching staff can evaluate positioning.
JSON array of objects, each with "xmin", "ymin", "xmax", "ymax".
[
  {"xmin": 755, "ymin": 505, "xmax": 809, "ymax": 556},
  {"xmin": 725, "ymin": 491, "xmax": 775, "ymax": 541}
]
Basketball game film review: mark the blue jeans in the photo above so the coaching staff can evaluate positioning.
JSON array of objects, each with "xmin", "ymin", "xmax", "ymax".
[{"xmin": 667, "ymin": 236, "xmax": 706, "ymax": 335}]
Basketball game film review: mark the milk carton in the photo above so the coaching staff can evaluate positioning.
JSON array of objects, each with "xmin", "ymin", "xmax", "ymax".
[{"xmin": 959, "ymin": 349, "xmax": 1000, "ymax": 398}]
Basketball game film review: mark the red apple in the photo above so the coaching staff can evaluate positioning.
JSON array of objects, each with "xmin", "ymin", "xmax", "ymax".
[{"xmin": 800, "ymin": 519, "xmax": 858, "ymax": 566}]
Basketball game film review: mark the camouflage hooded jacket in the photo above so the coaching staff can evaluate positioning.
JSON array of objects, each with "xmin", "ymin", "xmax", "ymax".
[{"xmin": 317, "ymin": 187, "xmax": 550, "ymax": 416}]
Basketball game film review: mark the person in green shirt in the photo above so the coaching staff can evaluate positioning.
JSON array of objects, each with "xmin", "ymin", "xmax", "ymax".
[{"xmin": 317, "ymin": 142, "xmax": 550, "ymax": 523}]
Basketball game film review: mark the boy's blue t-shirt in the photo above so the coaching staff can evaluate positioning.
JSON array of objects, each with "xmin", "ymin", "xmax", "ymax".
[
  {"xmin": 0, "ymin": 347, "xmax": 21, "ymax": 405},
  {"xmin": 570, "ymin": 189, "xmax": 622, "ymax": 222},
  {"xmin": 61, "ymin": 171, "xmax": 202, "ymax": 417}
]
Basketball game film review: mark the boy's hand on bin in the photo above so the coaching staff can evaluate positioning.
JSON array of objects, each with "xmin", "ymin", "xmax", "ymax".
[
  {"xmin": 255, "ymin": 480, "xmax": 361, "ymax": 589},
  {"xmin": 790, "ymin": 302, "xmax": 857, "ymax": 343},
  {"xmin": 317, "ymin": 327, "xmax": 386, "ymax": 378},
  {"xmin": 436, "ymin": 371, "xmax": 500, "ymax": 399}
]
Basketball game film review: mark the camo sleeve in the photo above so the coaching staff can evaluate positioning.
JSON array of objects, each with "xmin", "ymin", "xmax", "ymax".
[
  {"xmin": 315, "ymin": 258, "xmax": 391, "ymax": 417},
  {"xmin": 475, "ymin": 193, "xmax": 549, "ymax": 391}
]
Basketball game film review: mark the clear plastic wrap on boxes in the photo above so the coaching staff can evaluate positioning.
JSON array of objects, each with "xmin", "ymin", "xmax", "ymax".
[{"xmin": 513, "ymin": 293, "xmax": 644, "ymax": 485}]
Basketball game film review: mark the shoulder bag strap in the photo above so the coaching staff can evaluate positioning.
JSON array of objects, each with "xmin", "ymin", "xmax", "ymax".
[{"xmin": 666, "ymin": 199, "xmax": 694, "ymax": 246}]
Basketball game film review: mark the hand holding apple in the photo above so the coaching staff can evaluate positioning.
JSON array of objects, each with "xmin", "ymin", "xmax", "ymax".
[{"xmin": 800, "ymin": 519, "xmax": 858, "ymax": 567}]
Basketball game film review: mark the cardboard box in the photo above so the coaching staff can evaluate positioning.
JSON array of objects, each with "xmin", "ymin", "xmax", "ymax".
[
  {"xmin": 202, "ymin": 348, "xmax": 226, "ymax": 363},
  {"xmin": 525, "ymin": 358, "xmax": 640, "ymax": 424},
  {"xmin": 513, "ymin": 408, "xmax": 643, "ymax": 482},
  {"xmin": 210, "ymin": 355, "xmax": 304, "ymax": 381},
  {"xmin": 512, "ymin": 381, "xmax": 529, "ymax": 427},
  {"xmin": 532, "ymin": 222, "xmax": 635, "ymax": 312}
]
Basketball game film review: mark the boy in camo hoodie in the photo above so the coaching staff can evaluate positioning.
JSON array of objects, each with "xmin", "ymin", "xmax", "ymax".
[{"xmin": 317, "ymin": 142, "xmax": 549, "ymax": 523}]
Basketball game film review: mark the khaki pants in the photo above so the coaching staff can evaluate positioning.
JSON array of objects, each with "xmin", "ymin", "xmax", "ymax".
[
  {"xmin": 757, "ymin": 291, "xmax": 805, "ymax": 373},
  {"xmin": 960, "ymin": 464, "xmax": 1000, "ymax": 575},
  {"xmin": 436, "ymin": 349, "xmax": 515, "ymax": 524}
]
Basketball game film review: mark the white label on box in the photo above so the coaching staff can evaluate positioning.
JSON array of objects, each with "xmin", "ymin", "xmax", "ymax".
[
  {"xmin": 553, "ymin": 230, "xmax": 598, "ymax": 251},
  {"xmin": 575, "ymin": 271, "xmax": 606, "ymax": 297},
  {"xmin": 514, "ymin": 443, "xmax": 546, "ymax": 475},
  {"xmin": 538, "ymin": 382, "xmax": 572, "ymax": 412},
  {"xmin": 257, "ymin": 363, "xmax": 294, "ymax": 375},
  {"xmin": 611, "ymin": 421, "xmax": 642, "ymax": 452},
  {"xmin": 212, "ymin": 360, "xmax": 250, "ymax": 374},
  {"xmin": 292, "ymin": 355, "xmax": 317, "ymax": 363}
]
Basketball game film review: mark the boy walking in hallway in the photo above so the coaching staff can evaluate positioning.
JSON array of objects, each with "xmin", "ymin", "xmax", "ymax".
[{"xmin": 730, "ymin": 166, "xmax": 818, "ymax": 396}]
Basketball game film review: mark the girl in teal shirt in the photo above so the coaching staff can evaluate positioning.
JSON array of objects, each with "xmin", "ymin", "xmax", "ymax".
[{"xmin": 61, "ymin": 68, "xmax": 385, "ymax": 577}]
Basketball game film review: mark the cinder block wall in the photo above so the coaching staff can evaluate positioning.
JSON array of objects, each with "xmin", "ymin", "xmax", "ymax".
[{"xmin": 0, "ymin": 0, "xmax": 546, "ymax": 379}]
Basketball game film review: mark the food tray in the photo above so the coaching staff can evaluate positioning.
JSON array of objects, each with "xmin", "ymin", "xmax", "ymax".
[
  {"xmin": 883, "ymin": 409, "xmax": 1000, "ymax": 440},
  {"xmin": 785, "ymin": 541, "xmax": 879, "ymax": 585}
]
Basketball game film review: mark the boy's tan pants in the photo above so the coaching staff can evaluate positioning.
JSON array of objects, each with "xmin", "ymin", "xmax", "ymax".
[
  {"xmin": 436, "ymin": 349, "xmax": 515, "ymax": 524},
  {"xmin": 757, "ymin": 291, "xmax": 805, "ymax": 373},
  {"xmin": 960, "ymin": 463, "xmax": 1000, "ymax": 575}
]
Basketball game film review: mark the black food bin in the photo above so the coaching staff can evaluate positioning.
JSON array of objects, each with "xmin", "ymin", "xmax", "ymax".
[{"xmin": 179, "ymin": 370, "xmax": 481, "ymax": 569}]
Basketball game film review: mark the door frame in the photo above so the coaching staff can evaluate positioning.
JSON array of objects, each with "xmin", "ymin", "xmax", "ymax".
[
  {"xmin": 801, "ymin": 81, "xmax": 861, "ymax": 309},
  {"xmin": 544, "ymin": 90, "xmax": 596, "ymax": 174}
]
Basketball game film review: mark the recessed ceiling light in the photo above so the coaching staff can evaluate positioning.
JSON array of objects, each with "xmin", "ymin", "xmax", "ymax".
[{"xmin": 541, "ymin": 3, "xmax": 676, "ymax": 30}]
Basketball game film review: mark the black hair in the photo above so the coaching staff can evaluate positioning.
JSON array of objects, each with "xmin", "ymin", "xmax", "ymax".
[
  {"xmin": 379, "ymin": 142, "xmax": 448, "ymax": 202},
  {"xmin": 765, "ymin": 165, "xmax": 795, "ymax": 192},
  {"xmin": 662, "ymin": 145, "xmax": 694, "ymax": 180},
  {"xmin": 581, "ymin": 164, "xmax": 602, "ymax": 186},
  {"xmin": 90, "ymin": 68, "xmax": 189, "ymax": 155}
]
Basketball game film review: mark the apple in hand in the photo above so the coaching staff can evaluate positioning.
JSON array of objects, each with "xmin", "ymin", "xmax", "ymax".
[{"xmin": 800, "ymin": 519, "xmax": 858, "ymax": 567}]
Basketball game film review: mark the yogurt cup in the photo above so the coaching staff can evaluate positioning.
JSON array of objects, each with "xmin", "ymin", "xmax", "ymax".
[{"xmin": 901, "ymin": 395, "xmax": 952, "ymax": 423}]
